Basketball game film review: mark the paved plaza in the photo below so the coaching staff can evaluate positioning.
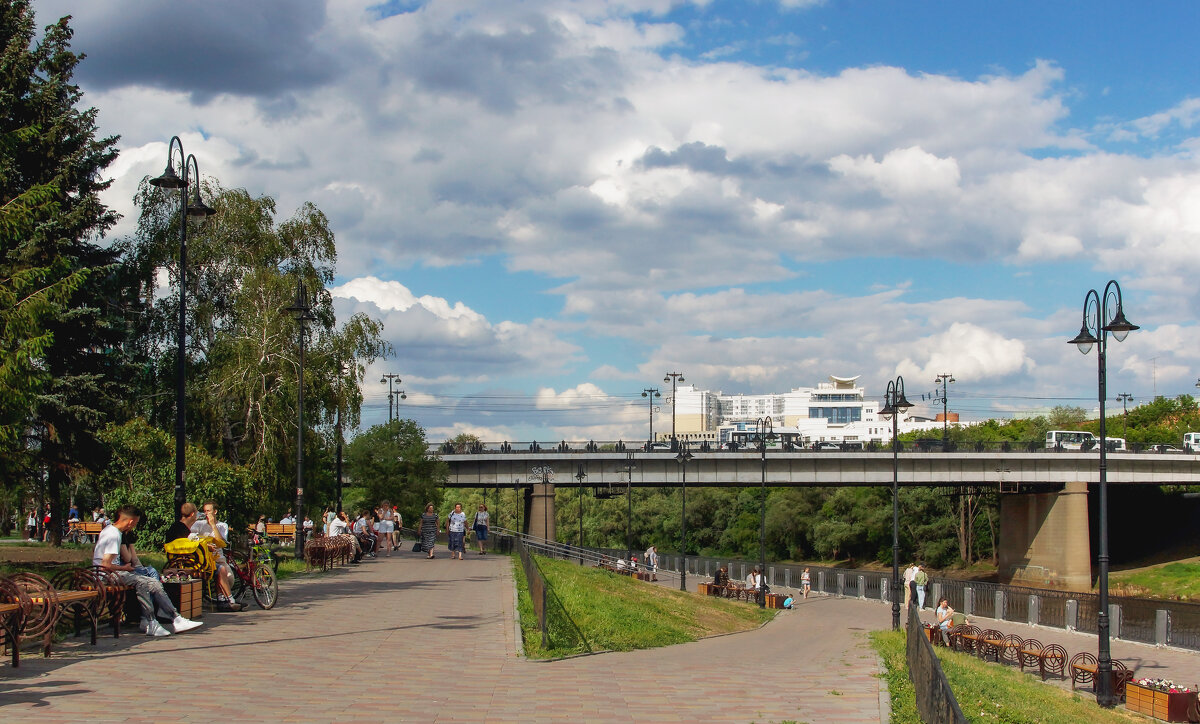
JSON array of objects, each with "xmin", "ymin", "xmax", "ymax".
[
  {"xmin": 3, "ymin": 554, "xmax": 1198, "ymax": 722},
  {"xmin": 2, "ymin": 553, "xmax": 886, "ymax": 723}
]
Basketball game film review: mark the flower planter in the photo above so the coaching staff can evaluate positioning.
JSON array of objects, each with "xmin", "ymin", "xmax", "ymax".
[{"xmin": 1126, "ymin": 682, "xmax": 1197, "ymax": 722}]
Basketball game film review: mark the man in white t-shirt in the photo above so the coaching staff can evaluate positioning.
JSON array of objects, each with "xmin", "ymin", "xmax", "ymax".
[
  {"xmin": 94, "ymin": 505, "xmax": 202, "ymax": 637},
  {"xmin": 188, "ymin": 501, "xmax": 243, "ymax": 612}
]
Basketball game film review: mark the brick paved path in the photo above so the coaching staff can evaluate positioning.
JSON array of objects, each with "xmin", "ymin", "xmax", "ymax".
[{"xmin": 1, "ymin": 553, "xmax": 888, "ymax": 723}]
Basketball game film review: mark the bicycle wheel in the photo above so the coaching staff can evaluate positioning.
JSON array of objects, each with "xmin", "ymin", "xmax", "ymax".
[{"xmin": 251, "ymin": 563, "xmax": 278, "ymax": 609}]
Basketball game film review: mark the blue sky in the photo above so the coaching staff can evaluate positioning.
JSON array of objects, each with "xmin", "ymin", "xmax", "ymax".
[{"xmin": 41, "ymin": 0, "xmax": 1200, "ymax": 440}]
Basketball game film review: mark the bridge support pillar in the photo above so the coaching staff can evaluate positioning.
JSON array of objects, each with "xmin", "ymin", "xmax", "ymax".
[
  {"xmin": 529, "ymin": 483, "xmax": 556, "ymax": 542},
  {"xmin": 998, "ymin": 480, "xmax": 1091, "ymax": 591}
]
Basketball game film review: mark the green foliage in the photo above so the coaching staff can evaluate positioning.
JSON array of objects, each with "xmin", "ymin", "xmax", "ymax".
[
  {"xmin": 94, "ymin": 418, "xmax": 261, "ymax": 549},
  {"xmin": 1111, "ymin": 561, "xmax": 1200, "ymax": 600},
  {"xmin": 343, "ymin": 419, "xmax": 446, "ymax": 518}
]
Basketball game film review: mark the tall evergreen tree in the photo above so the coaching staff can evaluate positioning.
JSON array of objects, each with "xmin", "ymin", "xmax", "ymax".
[{"xmin": 0, "ymin": 1, "xmax": 128, "ymax": 543}]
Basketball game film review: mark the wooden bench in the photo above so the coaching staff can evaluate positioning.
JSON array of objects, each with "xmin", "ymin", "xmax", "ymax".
[
  {"xmin": 0, "ymin": 577, "xmax": 31, "ymax": 667},
  {"xmin": 265, "ymin": 523, "xmax": 295, "ymax": 542},
  {"xmin": 67, "ymin": 521, "xmax": 105, "ymax": 542},
  {"xmin": 1069, "ymin": 652, "xmax": 1133, "ymax": 700}
]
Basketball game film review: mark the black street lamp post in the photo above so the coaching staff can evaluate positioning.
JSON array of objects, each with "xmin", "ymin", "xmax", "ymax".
[
  {"xmin": 149, "ymin": 136, "xmax": 216, "ymax": 519},
  {"xmin": 675, "ymin": 443, "xmax": 693, "ymax": 592},
  {"xmin": 286, "ymin": 280, "xmax": 316, "ymax": 558},
  {"xmin": 624, "ymin": 452, "xmax": 635, "ymax": 562},
  {"xmin": 1069, "ymin": 279, "xmax": 1138, "ymax": 708},
  {"xmin": 878, "ymin": 376, "xmax": 912, "ymax": 630},
  {"xmin": 664, "ymin": 372, "xmax": 685, "ymax": 448},
  {"xmin": 935, "ymin": 373, "xmax": 955, "ymax": 448},
  {"xmin": 757, "ymin": 416, "xmax": 774, "ymax": 608},
  {"xmin": 575, "ymin": 465, "xmax": 587, "ymax": 561},
  {"xmin": 641, "ymin": 387, "xmax": 660, "ymax": 444},
  {"xmin": 335, "ymin": 361, "xmax": 352, "ymax": 514},
  {"xmin": 380, "ymin": 373, "xmax": 404, "ymax": 422}
]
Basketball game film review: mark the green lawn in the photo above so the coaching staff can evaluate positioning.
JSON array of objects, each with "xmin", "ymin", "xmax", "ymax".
[
  {"xmin": 513, "ymin": 554, "xmax": 774, "ymax": 658},
  {"xmin": 1110, "ymin": 561, "xmax": 1200, "ymax": 600},
  {"xmin": 870, "ymin": 630, "xmax": 1142, "ymax": 723}
]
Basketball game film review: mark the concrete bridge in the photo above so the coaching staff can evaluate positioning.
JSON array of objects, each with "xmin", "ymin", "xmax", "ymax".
[{"xmin": 440, "ymin": 447, "xmax": 1200, "ymax": 592}]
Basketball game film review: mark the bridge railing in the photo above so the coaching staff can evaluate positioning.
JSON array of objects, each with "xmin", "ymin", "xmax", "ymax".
[{"xmin": 429, "ymin": 439, "xmax": 1197, "ymax": 455}]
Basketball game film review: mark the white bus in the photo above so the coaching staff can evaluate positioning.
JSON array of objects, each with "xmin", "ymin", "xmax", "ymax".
[
  {"xmin": 1045, "ymin": 430, "xmax": 1097, "ymax": 450},
  {"xmin": 1184, "ymin": 432, "xmax": 1200, "ymax": 452}
]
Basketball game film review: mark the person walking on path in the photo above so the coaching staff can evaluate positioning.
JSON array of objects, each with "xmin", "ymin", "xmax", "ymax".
[
  {"xmin": 419, "ymin": 503, "xmax": 439, "ymax": 559},
  {"xmin": 801, "ymin": 567, "xmax": 812, "ymax": 599},
  {"xmin": 913, "ymin": 564, "xmax": 929, "ymax": 609},
  {"xmin": 472, "ymin": 504, "xmax": 490, "ymax": 554},
  {"xmin": 446, "ymin": 502, "xmax": 467, "ymax": 560},
  {"xmin": 644, "ymin": 545, "xmax": 658, "ymax": 581},
  {"xmin": 392, "ymin": 506, "xmax": 403, "ymax": 550},
  {"xmin": 903, "ymin": 563, "xmax": 918, "ymax": 607}
]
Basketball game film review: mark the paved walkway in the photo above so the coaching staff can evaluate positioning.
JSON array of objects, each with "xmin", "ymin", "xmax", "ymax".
[{"xmin": 1, "ymin": 552, "xmax": 888, "ymax": 723}]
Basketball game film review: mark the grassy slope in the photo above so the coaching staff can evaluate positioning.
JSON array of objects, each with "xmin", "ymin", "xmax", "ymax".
[
  {"xmin": 513, "ymin": 554, "xmax": 773, "ymax": 658},
  {"xmin": 1109, "ymin": 560, "xmax": 1200, "ymax": 600},
  {"xmin": 871, "ymin": 630, "xmax": 1142, "ymax": 724}
]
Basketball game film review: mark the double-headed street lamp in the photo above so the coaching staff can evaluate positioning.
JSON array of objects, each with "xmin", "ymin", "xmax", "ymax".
[
  {"xmin": 664, "ymin": 372, "xmax": 685, "ymax": 448},
  {"xmin": 641, "ymin": 387, "xmax": 661, "ymax": 443},
  {"xmin": 934, "ymin": 373, "xmax": 955, "ymax": 448},
  {"xmin": 286, "ymin": 280, "xmax": 317, "ymax": 558},
  {"xmin": 149, "ymin": 136, "xmax": 217, "ymax": 518},
  {"xmin": 380, "ymin": 373, "xmax": 405, "ymax": 422},
  {"xmin": 675, "ymin": 443, "xmax": 693, "ymax": 592},
  {"xmin": 878, "ymin": 376, "xmax": 913, "ymax": 630},
  {"xmin": 1069, "ymin": 279, "xmax": 1138, "ymax": 708},
  {"xmin": 757, "ymin": 416, "xmax": 775, "ymax": 608},
  {"xmin": 624, "ymin": 452, "xmax": 636, "ymax": 562},
  {"xmin": 575, "ymin": 464, "xmax": 587, "ymax": 561}
]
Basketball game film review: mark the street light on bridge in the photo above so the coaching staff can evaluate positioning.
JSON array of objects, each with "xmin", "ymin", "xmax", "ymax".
[
  {"xmin": 641, "ymin": 387, "xmax": 660, "ymax": 444},
  {"xmin": 664, "ymin": 372, "xmax": 685, "ymax": 449},
  {"xmin": 1069, "ymin": 279, "xmax": 1138, "ymax": 708},
  {"xmin": 380, "ymin": 373, "xmax": 405, "ymax": 422},
  {"xmin": 149, "ymin": 136, "xmax": 217, "ymax": 519},
  {"xmin": 878, "ymin": 376, "xmax": 912, "ymax": 631}
]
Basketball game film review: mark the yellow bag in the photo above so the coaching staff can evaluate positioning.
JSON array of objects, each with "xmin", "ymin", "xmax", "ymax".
[{"xmin": 164, "ymin": 537, "xmax": 216, "ymax": 576}]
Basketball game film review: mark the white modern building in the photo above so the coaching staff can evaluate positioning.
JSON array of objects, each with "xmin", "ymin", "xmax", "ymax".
[{"xmin": 660, "ymin": 375, "xmax": 941, "ymax": 447}]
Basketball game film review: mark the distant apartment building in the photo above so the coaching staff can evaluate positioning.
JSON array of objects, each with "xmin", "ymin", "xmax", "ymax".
[{"xmin": 658, "ymin": 375, "xmax": 938, "ymax": 446}]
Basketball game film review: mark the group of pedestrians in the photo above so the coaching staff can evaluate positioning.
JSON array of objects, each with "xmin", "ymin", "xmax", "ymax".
[
  {"xmin": 903, "ymin": 562, "xmax": 930, "ymax": 609},
  {"xmin": 417, "ymin": 502, "xmax": 490, "ymax": 559}
]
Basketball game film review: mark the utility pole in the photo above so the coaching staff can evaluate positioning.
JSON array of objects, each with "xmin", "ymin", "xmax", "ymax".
[
  {"xmin": 1116, "ymin": 392, "xmax": 1133, "ymax": 439},
  {"xmin": 935, "ymin": 373, "xmax": 955, "ymax": 448}
]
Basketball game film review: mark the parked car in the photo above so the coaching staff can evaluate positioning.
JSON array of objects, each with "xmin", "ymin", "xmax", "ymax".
[
  {"xmin": 812, "ymin": 441, "xmax": 841, "ymax": 451},
  {"xmin": 649, "ymin": 441, "xmax": 671, "ymax": 451}
]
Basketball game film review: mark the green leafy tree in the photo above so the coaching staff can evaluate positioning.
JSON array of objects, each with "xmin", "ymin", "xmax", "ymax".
[
  {"xmin": 344, "ymin": 419, "xmax": 447, "ymax": 520},
  {"xmin": 93, "ymin": 418, "xmax": 260, "ymax": 549},
  {"xmin": 117, "ymin": 183, "xmax": 389, "ymax": 506}
]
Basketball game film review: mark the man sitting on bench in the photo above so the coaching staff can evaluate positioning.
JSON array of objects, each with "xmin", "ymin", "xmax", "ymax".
[
  {"xmin": 94, "ymin": 505, "xmax": 203, "ymax": 637},
  {"xmin": 166, "ymin": 502, "xmax": 243, "ymax": 612}
]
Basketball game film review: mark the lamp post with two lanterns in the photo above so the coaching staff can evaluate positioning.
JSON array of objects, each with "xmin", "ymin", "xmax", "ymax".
[
  {"xmin": 148, "ymin": 136, "xmax": 217, "ymax": 519},
  {"xmin": 878, "ymin": 376, "xmax": 913, "ymax": 631},
  {"xmin": 1068, "ymin": 279, "xmax": 1138, "ymax": 707}
]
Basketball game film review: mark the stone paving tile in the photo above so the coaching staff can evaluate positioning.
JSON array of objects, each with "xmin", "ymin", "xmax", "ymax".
[{"xmin": 1, "ymin": 553, "xmax": 889, "ymax": 723}]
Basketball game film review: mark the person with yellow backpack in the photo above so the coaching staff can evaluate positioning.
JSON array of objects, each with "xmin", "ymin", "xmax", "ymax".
[{"xmin": 165, "ymin": 502, "xmax": 243, "ymax": 612}]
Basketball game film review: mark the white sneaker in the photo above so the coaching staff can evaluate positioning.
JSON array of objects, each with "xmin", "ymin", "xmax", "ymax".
[
  {"xmin": 170, "ymin": 615, "xmax": 203, "ymax": 633},
  {"xmin": 146, "ymin": 619, "xmax": 172, "ymax": 637}
]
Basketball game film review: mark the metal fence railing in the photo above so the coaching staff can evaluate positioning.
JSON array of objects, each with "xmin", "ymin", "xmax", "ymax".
[
  {"xmin": 514, "ymin": 536, "xmax": 548, "ymax": 649},
  {"xmin": 635, "ymin": 552, "xmax": 1200, "ymax": 651},
  {"xmin": 907, "ymin": 603, "xmax": 966, "ymax": 724}
]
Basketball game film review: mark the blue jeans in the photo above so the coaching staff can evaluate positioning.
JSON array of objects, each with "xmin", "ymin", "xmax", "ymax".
[
  {"xmin": 916, "ymin": 585, "xmax": 926, "ymax": 609},
  {"xmin": 133, "ymin": 565, "xmax": 161, "ymax": 581}
]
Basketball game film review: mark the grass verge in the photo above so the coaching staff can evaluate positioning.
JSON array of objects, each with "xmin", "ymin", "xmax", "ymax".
[
  {"xmin": 513, "ymin": 553, "xmax": 774, "ymax": 658},
  {"xmin": 1110, "ymin": 561, "xmax": 1200, "ymax": 601},
  {"xmin": 869, "ymin": 629, "xmax": 1142, "ymax": 723}
]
